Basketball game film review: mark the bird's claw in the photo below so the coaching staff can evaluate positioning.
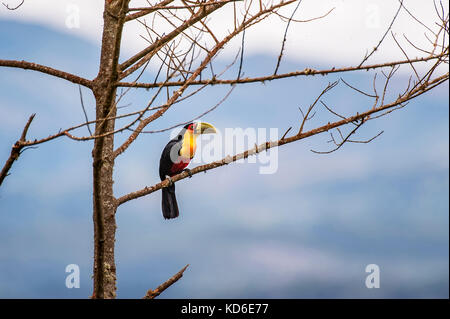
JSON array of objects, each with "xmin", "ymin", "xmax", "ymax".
[
  {"xmin": 166, "ymin": 176, "xmax": 174, "ymax": 187},
  {"xmin": 183, "ymin": 168, "xmax": 193, "ymax": 178}
]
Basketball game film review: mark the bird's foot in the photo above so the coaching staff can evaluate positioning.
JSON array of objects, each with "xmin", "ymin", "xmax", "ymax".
[
  {"xmin": 166, "ymin": 176, "xmax": 174, "ymax": 187},
  {"xmin": 183, "ymin": 168, "xmax": 193, "ymax": 178}
]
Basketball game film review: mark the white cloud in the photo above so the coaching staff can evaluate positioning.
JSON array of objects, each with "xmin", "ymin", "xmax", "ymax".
[{"xmin": 1, "ymin": 0, "xmax": 447, "ymax": 70}]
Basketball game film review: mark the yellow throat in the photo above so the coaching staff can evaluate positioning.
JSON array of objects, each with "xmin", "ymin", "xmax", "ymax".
[{"xmin": 180, "ymin": 130, "xmax": 197, "ymax": 159}]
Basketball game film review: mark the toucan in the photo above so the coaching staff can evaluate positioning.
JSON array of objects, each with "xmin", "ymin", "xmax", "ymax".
[{"xmin": 159, "ymin": 121, "xmax": 217, "ymax": 219}]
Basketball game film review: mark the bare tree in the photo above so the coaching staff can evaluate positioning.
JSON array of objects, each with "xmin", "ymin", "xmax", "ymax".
[{"xmin": 0, "ymin": 0, "xmax": 448, "ymax": 299}]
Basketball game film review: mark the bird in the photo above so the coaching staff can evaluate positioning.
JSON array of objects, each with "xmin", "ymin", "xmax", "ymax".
[{"xmin": 159, "ymin": 121, "xmax": 217, "ymax": 219}]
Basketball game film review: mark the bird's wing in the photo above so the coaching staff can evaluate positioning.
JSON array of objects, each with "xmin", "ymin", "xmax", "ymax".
[{"xmin": 159, "ymin": 139, "xmax": 181, "ymax": 180}]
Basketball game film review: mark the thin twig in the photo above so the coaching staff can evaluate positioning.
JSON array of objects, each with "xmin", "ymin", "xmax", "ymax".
[
  {"xmin": 117, "ymin": 54, "xmax": 446, "ymax": 89},
  {"xmin": 143, "ymin": 264, "xmax": 189, "ymax": 299},
  {"xmin": 0, "ymin": 114, "xmax": 35, "ymax": 186},
  {"xmin": 274, "ymin": 0, "xmax": 302, "ymax": 75},
  {"xmin": 2, "ymin": 0, "xmax": 24, "ymax": 10},
  {"xmin": 358, "ymin": 0, "xmax": 403, "ymax": 67},
  {"xmin": 78, "ymin": 85, "xmax": 93, "ymax": 136}
]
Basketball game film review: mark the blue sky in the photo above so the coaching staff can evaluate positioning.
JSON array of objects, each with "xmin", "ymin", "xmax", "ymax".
[{"xmin": 0, "ymin": 13, "xmax": 448, "ymax": 299}]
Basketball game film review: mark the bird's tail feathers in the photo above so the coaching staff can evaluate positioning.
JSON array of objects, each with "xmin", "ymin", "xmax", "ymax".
[{"xmin": 161, "ymin": 183, "xmax": 179, "ymax": 219}]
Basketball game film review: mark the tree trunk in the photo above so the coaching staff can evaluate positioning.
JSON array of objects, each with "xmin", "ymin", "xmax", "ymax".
[{"xmin": 91, "ymin": 0, "xmax": 129, "ymax": 299}]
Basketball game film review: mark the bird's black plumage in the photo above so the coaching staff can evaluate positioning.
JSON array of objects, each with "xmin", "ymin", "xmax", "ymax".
[
  {"xmin": 159, "ymin": 138, "xmax": 182, "ymax": 180},
  {"xmin": 159, "ymin": 126, "xmax": 187, "ymax": 219}
]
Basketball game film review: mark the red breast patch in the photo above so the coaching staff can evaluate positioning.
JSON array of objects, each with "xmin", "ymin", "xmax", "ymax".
[{"xmin": 169, "ymin": 158, "xmax": 191, "ymax": 176}]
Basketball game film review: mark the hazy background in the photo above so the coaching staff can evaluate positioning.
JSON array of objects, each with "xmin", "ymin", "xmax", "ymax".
[{"xmin": 0, "ymin": 0, "xmax": 448, "ymax": 298}]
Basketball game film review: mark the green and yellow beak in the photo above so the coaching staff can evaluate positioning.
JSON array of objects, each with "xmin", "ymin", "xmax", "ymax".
[{"xmin": 194, "ymin": 122, "xmax": 217, "ymax": 135}]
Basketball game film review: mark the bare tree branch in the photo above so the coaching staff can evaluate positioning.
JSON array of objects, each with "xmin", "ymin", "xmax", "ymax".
[
  {"xmin": 126, "ymin": 0, "xmax": 242, "ymax": 21},
  {"xmin": 273, "ymin": 0, "xmax": 303, "ymax": 75},
  {"xmin": 2, "ymin": 0, "xmax": 24, "ymax": 10},
  {"xmin": 125, "ymin": 0, "xmax": 175, "ymax": 21},
  {"xmin": 0, "ymin": 114, "xmax": 35, "ymax": 187},
  {"xmin": 78, "ymin": 85, "xmax": 93, "ymax": 136},
  {"xmin": 358, "ymin": 0, "xmax": 404, "ymax": 67},
  {"xmin": 311, "ymin": 119, "xmax": 365, "ymax": 154},
  {"xmin": 143, "ymin": 264, "xmax": 189, "ymax": 299},
  {"xmin": 116, "ymin": 54, "xmax": 445, "ymax": 89},
  {"xmin": 0, "ymin": 59, "xmax": 92, "ymax": 88},
  {"xmin": 119, "ymin": 0, "xmax": 231, "ymax": 79}
]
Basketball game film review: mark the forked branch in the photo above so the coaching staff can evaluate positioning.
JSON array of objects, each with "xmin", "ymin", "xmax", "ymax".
[{"xmin": 0, "ymin": 114, "xmax": 35, "ymax": 186}]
